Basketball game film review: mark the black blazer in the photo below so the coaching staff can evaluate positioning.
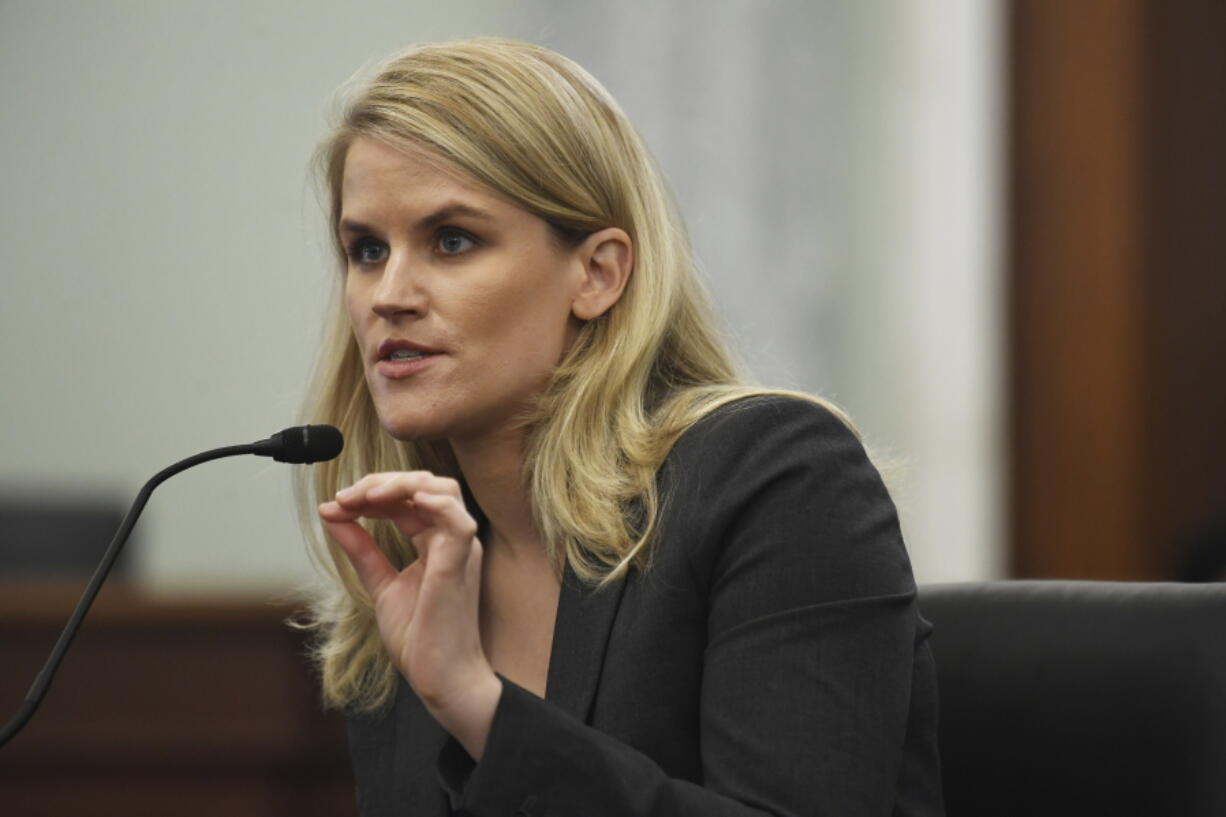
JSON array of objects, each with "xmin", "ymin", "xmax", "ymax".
[{"xmin": 347, "ymin": 395, "xmax": 945, "ymax": 816}]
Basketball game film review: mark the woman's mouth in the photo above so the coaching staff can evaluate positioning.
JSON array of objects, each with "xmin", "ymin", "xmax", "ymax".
[
  {"xmin": 376, "ymin": 351, "xmax": 441, "ymax": 379},
  {"xmin": 375, "ymin": 339, "xmax": 445, "ymax": 379}
]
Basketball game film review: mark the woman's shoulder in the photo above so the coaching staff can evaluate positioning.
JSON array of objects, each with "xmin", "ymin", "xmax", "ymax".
[
  {"xmin": 658, "ymin": 389, "xmax": 885, "ymax": 529},
  {"xmin": 655, "ymin": 390, "xmax": 910, "ymax": 603},
  {"xmin": 667, "ymin": 391, "xmax": 860, "ymax": 469}
]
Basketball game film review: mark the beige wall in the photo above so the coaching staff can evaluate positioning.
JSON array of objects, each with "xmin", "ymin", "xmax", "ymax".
[{"xmin": 0, "ymin": 0, "xmax": 1003, "ymax": 593}]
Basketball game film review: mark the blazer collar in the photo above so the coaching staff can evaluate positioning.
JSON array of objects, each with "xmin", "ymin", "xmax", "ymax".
[{"xmin": 544, "ymin": 559, "xmax": 628, "ymax": 722}]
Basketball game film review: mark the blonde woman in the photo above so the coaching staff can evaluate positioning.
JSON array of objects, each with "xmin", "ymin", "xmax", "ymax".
[{"xmin": 301, "ymin": 38, "xmax": 944, "ymax": 817}]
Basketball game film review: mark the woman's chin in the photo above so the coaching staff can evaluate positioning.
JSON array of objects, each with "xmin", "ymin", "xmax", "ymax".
[{"xmin": 379, "ymin": 414, "xmax": 449, "ymax": 443}]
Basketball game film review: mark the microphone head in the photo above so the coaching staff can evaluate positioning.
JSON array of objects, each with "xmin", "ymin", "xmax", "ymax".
[{"xmin": 271, "ymin": 425, "xmax": 344, "ymax": 464}]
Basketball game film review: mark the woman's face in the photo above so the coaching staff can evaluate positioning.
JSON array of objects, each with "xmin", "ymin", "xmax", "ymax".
[{"xmin": 340, "ymin": 137, "xmax": 585, "ymax": 444}]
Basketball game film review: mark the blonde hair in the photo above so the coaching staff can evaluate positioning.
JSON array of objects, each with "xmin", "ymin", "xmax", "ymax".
[{"xmin": 295, "ymin": 37, "xmax": 851, "ymax": 711}]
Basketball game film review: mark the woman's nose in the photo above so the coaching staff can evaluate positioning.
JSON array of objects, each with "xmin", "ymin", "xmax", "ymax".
[{"xmin": 371, "ymin": 250, "xmax": 427, "ymax": 320}]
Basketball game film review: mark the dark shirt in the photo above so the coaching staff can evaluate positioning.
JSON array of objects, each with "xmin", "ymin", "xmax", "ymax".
[{"xmin": 347, "ymin": 394, "xmax": 945, "ymax": 816}]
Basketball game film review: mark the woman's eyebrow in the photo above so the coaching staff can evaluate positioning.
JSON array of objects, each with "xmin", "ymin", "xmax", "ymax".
[
  {"xmin": 418, "ymin": 203, "xmax": 496, "ymax": 229},
  {"xmin": 339, "ymin": 203, "xmax": 496, "ymax": 237},
  {"xmin": 338, "ymin": 218, "xmax": 374, "ymax": 236}
]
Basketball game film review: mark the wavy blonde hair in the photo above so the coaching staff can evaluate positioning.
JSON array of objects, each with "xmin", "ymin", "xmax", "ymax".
[{"xmin": 295, "ymin": 37, "xmax": 850, "ymax": 711}]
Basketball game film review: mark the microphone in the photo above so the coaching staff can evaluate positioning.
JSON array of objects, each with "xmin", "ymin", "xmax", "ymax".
[
  {"xmin": 0, "ymin": 425, "xmax": 344, "ymax": 748},
  {"xmin": 252, "ymin": 424, "xmax": 345, "ymax": 464}
]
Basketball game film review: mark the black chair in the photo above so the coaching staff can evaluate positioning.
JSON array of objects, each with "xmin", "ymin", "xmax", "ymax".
[
  {"xmin": 0, "ymin": 498, "xmax": 134, "ymax": 578},
  {"xmin": 919, "ymin": 581, "xmax": 1226, "ymax": 817}
]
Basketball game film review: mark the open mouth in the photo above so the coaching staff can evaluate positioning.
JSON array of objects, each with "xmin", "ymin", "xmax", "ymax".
[
  {"xmin": 386, "ymin": 349, "xmax": 436, "ymax": 362},
  {"xmin": 377, "ymin": 338, "xmax": 444, "ymax": 363},
  {"xmin": 375, "ymin": 341, "xmax": 443, "ymax": 379}
]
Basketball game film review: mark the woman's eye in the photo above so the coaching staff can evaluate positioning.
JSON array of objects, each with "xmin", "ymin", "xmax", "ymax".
[
  {"xmin": 437, "ymin": 229, "xmax": 476, "ymax": 256},
  {"xmin": 349, "ymin": 238, "xmax": 387, "ymax": 265}
]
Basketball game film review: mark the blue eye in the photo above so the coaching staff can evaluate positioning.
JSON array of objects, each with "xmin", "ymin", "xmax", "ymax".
[
  {"xmin": 437, "ymin": 229, "xmax": 476, "ymax": 255},
  {"xmin": 348, "ymin": 238, "xmax": 387, "ymax": 265}
]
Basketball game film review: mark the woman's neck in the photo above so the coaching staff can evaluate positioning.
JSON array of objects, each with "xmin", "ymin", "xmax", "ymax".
[{"xmin": 450, "ymin": 427, "xmax": 543, "ymax": 561}]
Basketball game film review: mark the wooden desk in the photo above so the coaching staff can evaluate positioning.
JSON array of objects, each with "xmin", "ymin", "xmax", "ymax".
[{"xmin": 0, "ymin": 581, "xmax": 356, "ymax": 816}]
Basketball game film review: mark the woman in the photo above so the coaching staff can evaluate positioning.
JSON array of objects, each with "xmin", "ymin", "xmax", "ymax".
[{"xmin": 299, "ymin": 37, "xmax": 944, "ymax": 816}]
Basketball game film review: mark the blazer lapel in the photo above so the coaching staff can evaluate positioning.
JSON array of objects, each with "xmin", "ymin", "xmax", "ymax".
[{"xmin": 544, "ymin": 561, "xmax": 628, "ymax": 722}]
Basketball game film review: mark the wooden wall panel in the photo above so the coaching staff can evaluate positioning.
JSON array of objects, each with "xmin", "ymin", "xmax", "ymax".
[
  {"xmin": 0, "ymin": 581, "xmax": 357, "ymax": 817},
  {"xmin": 1142, "ymin": 0, "xmax": 1226, "ymax": 574},
  {"xmin": 1009, "ymin": 0, "xmax": 1226, "ymax": 578}
]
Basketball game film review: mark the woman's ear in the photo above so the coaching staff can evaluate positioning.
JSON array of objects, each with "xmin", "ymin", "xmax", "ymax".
[{"xmin": 571, "ymin": 227, "xmax": 633, "ymax": 320}]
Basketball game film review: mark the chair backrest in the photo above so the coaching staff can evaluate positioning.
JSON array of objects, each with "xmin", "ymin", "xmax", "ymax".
[
  {"xmin": 0, "ymin": 498, "xmax": 132, "ymax": 577},
  {"xmin": 919, "ymin": 581, "xmax": 1226, "ymax": 817}
]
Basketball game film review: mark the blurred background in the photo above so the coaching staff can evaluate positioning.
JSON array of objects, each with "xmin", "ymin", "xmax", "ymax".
[{"xmin": 1, "ymin": 0, "xmax": 1223, "ymax": 814}]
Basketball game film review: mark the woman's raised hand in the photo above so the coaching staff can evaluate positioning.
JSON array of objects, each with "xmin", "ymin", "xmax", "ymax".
[{"xmin": 318, "ymin": 472, "xmax": 501, "ymax": 758}]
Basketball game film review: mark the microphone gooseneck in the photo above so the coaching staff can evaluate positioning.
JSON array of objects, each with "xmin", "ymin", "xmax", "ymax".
[{"xmin": 0, "ymin": 425, "xmax": 344, "ymax": 749}]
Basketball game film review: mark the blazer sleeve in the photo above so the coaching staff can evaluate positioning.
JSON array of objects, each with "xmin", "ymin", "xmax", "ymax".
[{"xmin": 437, "ymin": 396, "xmax": 932, "ymax": 816}]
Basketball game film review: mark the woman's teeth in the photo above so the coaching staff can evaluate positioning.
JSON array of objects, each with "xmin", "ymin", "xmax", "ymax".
[{"xmin": 389, "ymin": 349, "xmax": 427, "ymax": 361}]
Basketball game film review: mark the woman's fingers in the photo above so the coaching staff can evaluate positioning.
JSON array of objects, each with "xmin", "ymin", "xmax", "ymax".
[
  {"xmin": 324, "ymin": 473, "xmax": 478, "ymax": 573},
  {"xmin": 411, "ymin": 490, "xmax": 479, "ymax": 570},
  {"xmin": 318, "ymin": 510, "xmax": 399, "ymax": 600},
  {"xmin": 317, "ymin": 499, "xmax": 362, "ymax": 522},
  {"xmin": 336, "ymin": 472, "xmax": 462, "ymax": 508},
  {"xmin": 333, "ymin": 473, "xmax": 464, "ymax": 538}
]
